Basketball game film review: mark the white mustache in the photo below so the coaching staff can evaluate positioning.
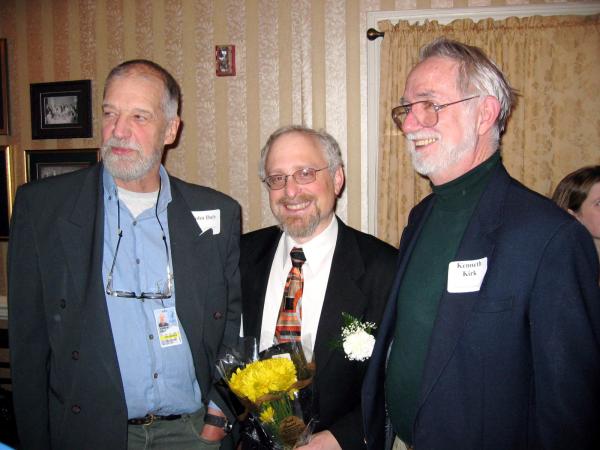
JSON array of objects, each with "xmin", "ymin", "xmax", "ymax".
[{"xmin": 103, "ymin": 137, "xmax": 142, "ymax": 153}]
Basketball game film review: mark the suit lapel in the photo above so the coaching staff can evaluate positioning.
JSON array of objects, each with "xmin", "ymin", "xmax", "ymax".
[
  {"xmin": 312, "ymin": 219, "xmax": 368, "ymax": 372},
  {"xmin": 167, "ymin": 180, "xmax": 215, "ymax": 352},
  {"xmin": 242, "ymin": 228, "xmax": 280, "ymax": 339},
  {"xmin": 57, "ymin": 168, "xmax": 102, "ymax": 305},
  {"xmin": 57, "ymin": 165, "xmax": 124, "ymax": 392},
  {"xmin": 377, "ymin": 198, "xmax": 435, "ymax": 351},
  {"xmin": 416, "ymin": 165, "xmax": 509, "ymax": 410}
]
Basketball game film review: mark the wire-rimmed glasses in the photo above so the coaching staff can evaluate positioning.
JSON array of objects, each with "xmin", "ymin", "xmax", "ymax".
[
  {"xmin": 391, "ymin": 95, "xmax": 479, "ymax": 129},
  {"xmin": 263, "ymin": 166, "xmax": 329, "ymax": 190},
  {"xmin": 105, "ymin": 182, "xmax": 173, "ymax": 300}
]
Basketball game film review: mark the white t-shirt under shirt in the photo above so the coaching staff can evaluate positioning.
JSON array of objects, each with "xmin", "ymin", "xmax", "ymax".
[{"xmin": 117, "ymin": 186, "xmax": 159, "ymax": 217}]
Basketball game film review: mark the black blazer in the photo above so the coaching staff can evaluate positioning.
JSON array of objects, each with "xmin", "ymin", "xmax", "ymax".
[
  {"xmin": 8, "ymin": 164, "xmax": 242, "ymax": 450},
  {"xmin": 362, "ymin": 163, "xmax": 600, "ymax": 450},
  {"xmin": 241, "ymin": 217, "xmax": 397, "ymax": 449}
]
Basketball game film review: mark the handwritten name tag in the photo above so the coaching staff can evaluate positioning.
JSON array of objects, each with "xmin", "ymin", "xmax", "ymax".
[
  {"xmin": 447, "ymin": 257, "xmax": 487, "ymax": 293},
  {"xmin": 192, "ymin": 209, "xmax": 221, "ymax": 235}
]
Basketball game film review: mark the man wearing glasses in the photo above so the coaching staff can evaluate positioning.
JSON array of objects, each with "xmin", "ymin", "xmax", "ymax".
[
  {"xmin": 8, "ymin": 60, "xmax": 241, "ymax": 449},
  {"xmin": 362, "ymin": 38, "xmax": 600, "ymax": 450},
  {"xmin": 240, "ymin": 126, "xmax": 397, "ymax": 449}
]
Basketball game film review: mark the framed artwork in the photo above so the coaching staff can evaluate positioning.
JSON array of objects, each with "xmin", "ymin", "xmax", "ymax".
[
  {"xmin": 1, "ymin": 146, "xmax": 13, "ymax": 240},
  {"xmin": 26, "ymin": 148, "xmax": 99, "ymax": 182},
  {"xmin": 30, "ymin": 79, "xmax": 92, "ymax": 139},
  {"xmin": 0, "ymin": 39, "xmax": 8, "ymax": 135}
]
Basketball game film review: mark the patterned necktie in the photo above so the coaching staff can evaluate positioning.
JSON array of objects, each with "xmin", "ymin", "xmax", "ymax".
[{"xmin": 274, "ymin": 247, "xmax": 306, "ymax": 344}]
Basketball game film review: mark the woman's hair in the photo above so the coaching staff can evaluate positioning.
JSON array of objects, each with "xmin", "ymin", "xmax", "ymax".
[{"xmin": 552, "ymin": 165, "xmax": 600, "ymax": 212}]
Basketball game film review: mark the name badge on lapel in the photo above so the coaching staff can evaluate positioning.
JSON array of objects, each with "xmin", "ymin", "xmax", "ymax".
[
  {"xmin": 447, "ymin": 257, "xmax": 487, "ymax": 293},
  {"xmin": 192, "ymin": 209, "xmax": 221, "ymax": 235}
]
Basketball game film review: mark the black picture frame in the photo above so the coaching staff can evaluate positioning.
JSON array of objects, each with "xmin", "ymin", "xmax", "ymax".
[
  {"xmin": 26, "ymin": 148, "xmax": 99, "ymax": 182},
  {"xmin": 1, "ymin": 146, "xmax": 13, "ymax": 240},
  {"xmin": 30, "ymin": 79, "xmax": 92, "ymax": 139},
  {"xmin": 0, "ymin": 39, "xmax": 9, "ymax": 135}
]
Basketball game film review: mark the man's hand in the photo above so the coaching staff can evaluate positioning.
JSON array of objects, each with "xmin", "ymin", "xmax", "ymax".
[
  {"xmin": 295, "ymin": 430, "xmax": 342, "ymax": 450},
  {"xmin": 199, "ymin": 407, "xmax": 227, "ymax": 442}
]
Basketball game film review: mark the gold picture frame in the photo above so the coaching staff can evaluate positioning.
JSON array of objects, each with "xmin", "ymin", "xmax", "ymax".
[{"xmin": 1, "ymin": 146, "xmax": 13, "ymax": 240}]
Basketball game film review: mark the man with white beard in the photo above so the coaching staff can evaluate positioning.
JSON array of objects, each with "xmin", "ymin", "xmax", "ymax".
[
  {"xmin": 362, "ymin": 38, "xmax": 600, "ymax": 450},
  {"xmin": 8, "ymin": 59, "xmax": 241, "ymax": 450}
]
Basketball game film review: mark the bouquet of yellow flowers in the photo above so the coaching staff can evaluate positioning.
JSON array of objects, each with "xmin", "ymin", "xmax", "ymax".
[{"xmin": 215, "ymin": 339, "xmax": 315, "ymax": 449}]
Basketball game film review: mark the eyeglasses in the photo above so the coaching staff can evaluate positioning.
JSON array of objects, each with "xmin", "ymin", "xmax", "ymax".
[
  {"xmin": 263, "ymin": 166, "xmax": 329, "ymax": 190},
  {"xmin": 105, "ymin": 182, "xmax": 173, "ymax": 300},
  {"xmin": 391, "ymin": 95, "xmax": 479, "ymax": 129}
]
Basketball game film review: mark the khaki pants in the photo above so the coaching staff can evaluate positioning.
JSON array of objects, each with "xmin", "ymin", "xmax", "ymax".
[{"xmin": 127, "ymin": 407, "xmax": 221, "ymax": 450}]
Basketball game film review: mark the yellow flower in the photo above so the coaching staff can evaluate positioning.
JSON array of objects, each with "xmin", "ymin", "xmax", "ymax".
[
  {"xmin": 259, "ymin": 406, "xmax": 275, "ymax": 423},
  {"xmin": 228, "ymin": 357, "xmax": 297, "ymax": 403}
]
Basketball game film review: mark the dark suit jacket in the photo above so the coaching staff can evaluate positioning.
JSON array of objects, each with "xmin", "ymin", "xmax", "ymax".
[
  {"xmin": 8, "ymin": 164, "xmax": 242, "ymax": 450},
  {"xmin": 241, "ymin": 217, "xmax": 397, "ymax": 449},
  {"xmin": 362, "ymin": 163, "xmax": 600, "ymax": 450}
]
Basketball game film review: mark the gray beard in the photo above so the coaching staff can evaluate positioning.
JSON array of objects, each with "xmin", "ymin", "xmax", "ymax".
[
  {"xmin": 101, "ymin": 139, "xmax": 162, "ymax": 182},
  {"xmin": 277, "ymin": 208, "xmax": 322, "ymax": 240},
  {"xmin": 407, "ymin": 128, "xmax": 476, "ymax": 177}
]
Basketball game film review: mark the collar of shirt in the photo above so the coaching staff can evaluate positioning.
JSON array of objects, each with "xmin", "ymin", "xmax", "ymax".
[{"xmin": 281, "ymin": 214, "xmax": 339, "ymax": 276}]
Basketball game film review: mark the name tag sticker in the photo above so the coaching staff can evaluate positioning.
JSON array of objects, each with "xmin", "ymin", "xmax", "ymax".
[
  {"xmin": 447, "ymin": 257, "xmax": 488, "ymax": 293},
  {"xmin": 154, "ymin": 307, "xmax": 183, "ymax": 348},
  {"xmin": 192, "ymin": 209, "xmax": 221, "ymax": 235}
]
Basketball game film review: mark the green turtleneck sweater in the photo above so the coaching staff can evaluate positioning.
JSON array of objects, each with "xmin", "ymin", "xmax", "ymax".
[{"xmin": 385, "ymin": 152, "xmax": 500, "ymax": 445}]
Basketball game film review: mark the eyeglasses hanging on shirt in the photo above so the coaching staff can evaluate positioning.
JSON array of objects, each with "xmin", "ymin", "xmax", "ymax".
[{"xmin": 105, "ymin": 180, "xmax": 173, "ymax": 301}]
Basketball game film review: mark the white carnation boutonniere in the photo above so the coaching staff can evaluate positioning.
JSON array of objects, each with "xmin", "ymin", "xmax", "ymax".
[{"xmin": 339, "ymin": 312, "xmax": 377, "ymax": 361}]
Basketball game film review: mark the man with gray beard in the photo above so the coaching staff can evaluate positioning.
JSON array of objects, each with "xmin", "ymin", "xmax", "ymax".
[
  {"xmin": 239, "ymin": 126, "xmax": 397, "ymax": 449},
  {"xmin": 362, "ymin": 38, "xmax": 600, "ymax": 450},
  {"xmin": 8, "ymin": 59, "xmax": 241, "ymax": 449}
]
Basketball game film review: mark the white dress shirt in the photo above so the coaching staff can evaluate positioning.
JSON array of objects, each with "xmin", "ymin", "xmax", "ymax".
[{"xmin": 259, "ymin": 216, "xmax": 338, "ymax": 362}]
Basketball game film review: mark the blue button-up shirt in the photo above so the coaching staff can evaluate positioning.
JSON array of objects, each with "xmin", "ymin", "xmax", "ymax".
[{"xmin": 102, "ymin": 166, "xmax": 203, "ymax": 418}]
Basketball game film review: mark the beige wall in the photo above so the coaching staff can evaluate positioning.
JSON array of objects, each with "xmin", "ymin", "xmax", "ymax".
[{"xmin": 0, "ymin": 0, "xmax": 587, "ymax": 296}]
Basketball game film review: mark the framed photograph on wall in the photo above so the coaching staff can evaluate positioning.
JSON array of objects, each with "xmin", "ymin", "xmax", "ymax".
[
  {"xmin": 0, "ymin": 39, "xmax": 9, "ymax": 135},
  {"xmin": 1, "ymin": 146, "xmax": 13, "ymax": 240},
  {"xmin": 30, "ymin": 79, "xmax": 92, "ymax": 139},
  {"xmin": 26, "ymin": 148, "xmax": 99, "ymax": 182}
]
